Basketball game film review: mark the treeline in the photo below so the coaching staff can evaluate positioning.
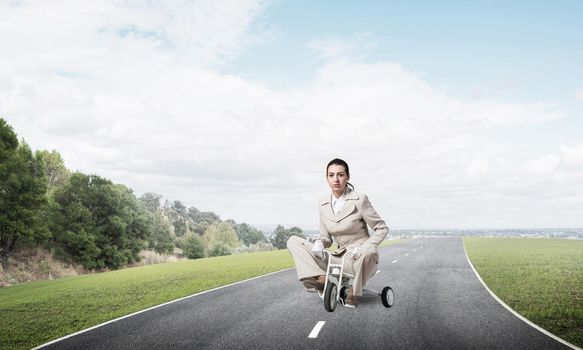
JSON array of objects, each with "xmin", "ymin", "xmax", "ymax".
[{"xmin": 0, "ymin": 118, "xmax": 304, "ymax": 272}]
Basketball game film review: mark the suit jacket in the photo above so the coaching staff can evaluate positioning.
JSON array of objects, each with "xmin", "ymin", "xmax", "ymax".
[{"xmin": 319, "ymin": 189, "xmax": 389, "ymax": 255}]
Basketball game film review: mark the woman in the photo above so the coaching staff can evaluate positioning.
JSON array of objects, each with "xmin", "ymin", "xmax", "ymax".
[{"xmin": 287, "ymin": 158, "xmax": 389, "ymax": 307}]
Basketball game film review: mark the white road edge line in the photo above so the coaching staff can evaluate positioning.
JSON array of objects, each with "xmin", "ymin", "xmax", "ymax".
[
  {"xmin": 308, "ymin": 321, "xmax": 326, "ymax": 339},
  {"xmin": 32, "ymin": 267, "xmax": 295, "ymax": 350},
  {"xmin": 463, "ymin": 243, "xmax": 581, "ymax": 350},
  {"xmin": 392, "ymin": 260, "xmax": 398, "ymax": 264}
]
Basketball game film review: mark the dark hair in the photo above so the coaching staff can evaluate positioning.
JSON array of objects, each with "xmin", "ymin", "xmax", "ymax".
[{"xmin": 326, "ymin": 158, "xmax": 355, "ymax": 191}]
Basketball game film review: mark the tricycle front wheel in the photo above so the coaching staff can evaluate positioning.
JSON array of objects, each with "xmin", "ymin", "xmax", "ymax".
[{"xmin": 324, "ymin": 282, "xmax": 338, "ymax": 312}]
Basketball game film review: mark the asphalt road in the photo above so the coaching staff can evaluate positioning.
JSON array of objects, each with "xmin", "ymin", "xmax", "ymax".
[{"xmin": 39, "ymin": 237, "xmax": 573, "ymax": 349}]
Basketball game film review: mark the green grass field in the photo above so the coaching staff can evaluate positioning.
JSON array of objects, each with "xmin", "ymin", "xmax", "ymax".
[{"xmin": 464, "ymin": 237, "xmax": 583, "ymax": 348}]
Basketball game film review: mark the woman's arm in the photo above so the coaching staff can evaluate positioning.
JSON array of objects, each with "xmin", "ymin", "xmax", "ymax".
[
  {"xmin": 361, "ymin": 194, "xmax": 389, "ymax": 247},
  {"xmin": 319, "ymin": 215, "xmax": 333, "ymax": 248}
]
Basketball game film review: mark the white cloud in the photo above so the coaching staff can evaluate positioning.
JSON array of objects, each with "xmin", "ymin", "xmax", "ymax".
[
  {"xmin": 560, "ymin": 144, "xmax": 583, "ymax": 169},
  {"xmin": 0, "ymin": 0, "xmax": 270, "ymax": 67},
  {"xmin": 525, "ymin": 155, "xmax": 560, "ymax": 176},
  {"xmin": 465, "ymin": 159, "xmax": 490, "ymax": 177},
  {"xmin": 575, "ymin": 89, "xmax": 583, "ymax": 101},
  {"xmin": 1, "ymin": 3, "xmax": 581, "ymax": 228},
  {"xmin": 308, "ymin": 32, "xmax": 378, "ymax": 60}
]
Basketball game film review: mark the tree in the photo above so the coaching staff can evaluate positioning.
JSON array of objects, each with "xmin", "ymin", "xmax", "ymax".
[
  {"xmin": 202, "ymin": 222, "xmax": 240, "ymax": 256},
  {"xmin": 137, "ymin": 192, "xmax": 174, "ymax": 254},
  {"xmin": 270, "ymin": 225, "xmax": 305, "ymax": 249},
  {"xmin": 138, "ymin": 192, "xmax": 163, "ymax": 213},
  {"xmin": 188, "ymin": 207, "xmax": 220, "ymax": 225},
  {"xmin": 36, "ymin": 149, "xmax": 70, "ymax": 193},
  {"xmin": 181, "ymin": 233, "xmax": 205, "ymax": 259},
  {"xmin": 289, "ymin": 226, "xmax": 304, "ymax": 236},
  {"xmin": 0, "ymin": 119, "xmax": 47, "ymax": 270},
  {"xmin": 99, "ymin": 183, "xmax": 150, "ymax": 268},
  {"xmin": 173, "ymin": 218, "xmax": 188, "ymax": 237},
  {"xmin": 228, "ymin": 221, "xmax": 265, "ymax": 246},
  {"xmin": 190, "ymin": 221, "xmax": 210, "ymax": 236},
  {"xmin": 51, "ymin": 173, "xmax": 148, "ymax": 269},
  {"xmin": 172, "ymin": 200, "xmax": 187, "ymax": 214},
  {"xmin": 147, "ymin": 212, "xmax": 174, "ymax": 254}
]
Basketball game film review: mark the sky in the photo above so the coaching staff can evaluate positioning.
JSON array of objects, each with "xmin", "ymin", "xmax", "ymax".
[{"xmin": 1, "ymin": 0, "xmax": 582, "ymax": 229}]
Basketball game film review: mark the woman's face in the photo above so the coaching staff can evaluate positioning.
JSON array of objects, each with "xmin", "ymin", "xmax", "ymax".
[{"xmin": 326, "ymin": 164, "xmax": 349, "ymax": 195}]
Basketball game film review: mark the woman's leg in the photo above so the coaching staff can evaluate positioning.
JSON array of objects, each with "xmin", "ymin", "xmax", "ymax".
[
  {"xmin": 346, "ymin": 245, "xmax": 379, "ymax": 297},
  {"xmin": 286, "ymin": 235, "xmax": 327, "ymax": 280}
]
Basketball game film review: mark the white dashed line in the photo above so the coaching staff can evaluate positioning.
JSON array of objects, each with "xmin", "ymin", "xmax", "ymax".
[
  {"xmin": 308, "ymin": 321, "xmax": 326, "ymax": 339},
  {"xmin": 392, "ymin": 259, "xmax": 398, "ymax": 264},
  {"xmin": 405, "ymin": 253, "xmax": 409, "ymax": 256}
]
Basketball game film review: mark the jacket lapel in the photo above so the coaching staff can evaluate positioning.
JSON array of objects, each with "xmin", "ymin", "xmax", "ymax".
[
  {"xmin": 334, "ymin": 202, "xmax": 356, "ymax": 222},
  {"xmin": 320, "ymin": 190, "xmax": 360, "ymax": 223},
  {"xmin": 320, "ymin": 196, "xmax": 336, "ymax": 221}
]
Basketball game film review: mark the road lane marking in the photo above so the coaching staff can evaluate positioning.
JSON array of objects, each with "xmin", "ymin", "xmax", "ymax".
[
  {"xmin": 309, "ymin": 321, "xmax": 326, "ymax": 339},
  {"xmin": 405, "ymin": 253, "xmax": 409, "ymax": 256},
  {"xmin": 392, "ymin": 259, "xmax": 398, "ymax": 264}
]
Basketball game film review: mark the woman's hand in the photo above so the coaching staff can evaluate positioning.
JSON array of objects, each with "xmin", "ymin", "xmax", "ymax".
[
  {"xmin": 351, "ymin": 246, "xmax": 362, "ymax": 260},
  {"xmin": 312, "ymin": 239, "xmax": 324, "ymax": 258}
]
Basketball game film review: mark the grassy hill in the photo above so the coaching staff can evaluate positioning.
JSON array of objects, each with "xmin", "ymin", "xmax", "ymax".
[{"xmin": 464, "ymin": 237, "xmax": 583, "ymax": 347}]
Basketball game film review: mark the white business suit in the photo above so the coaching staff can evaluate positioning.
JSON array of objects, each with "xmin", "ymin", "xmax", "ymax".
[{"xmin": 287, "ymin": 189, "xmax": 389, "ymax": 296}]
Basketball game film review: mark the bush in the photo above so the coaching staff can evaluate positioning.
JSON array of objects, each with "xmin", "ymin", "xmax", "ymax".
[
  {"xmin": 138, "ymin": 250, "xmax": 180, "ymax": 265},
  {"xmin": 208, "ymin": 243, "xmax": 231, "ymax": 257},
  {"xmin": 181, "ymin": 234, "xmax": 205, "ymax": 259}
]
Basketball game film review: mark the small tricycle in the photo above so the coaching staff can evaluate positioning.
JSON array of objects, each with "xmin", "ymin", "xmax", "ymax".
[{"xmin": 318, "ymin": 250, "xmax": 394, "ymax": 312}]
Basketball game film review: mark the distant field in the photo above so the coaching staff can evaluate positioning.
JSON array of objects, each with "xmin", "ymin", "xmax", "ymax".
[
  {"xmin": 0, "ymin": 239, "xmax": 400, "ymax": 350},
  {"xmin": 379, "ymin": 239, "xmax": 400, "ymax": 248},
  {"xmin": 464, "ymin": 237, "xmax": 583, "ymax": 348}
]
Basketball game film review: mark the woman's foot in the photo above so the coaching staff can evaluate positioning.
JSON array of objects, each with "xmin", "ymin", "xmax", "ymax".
[
  {"xmin": 301, "ymin": 275, "xmax": 326, "ymax": 293},
  {"xmin": 345, "ymin": 288, "xmax": 358, "ymax": 308}
]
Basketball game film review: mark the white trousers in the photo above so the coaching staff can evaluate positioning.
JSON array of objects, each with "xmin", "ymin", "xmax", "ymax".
[{"xmin": 286, "ymin": 235, "xmax": 378, "ymax": 296}]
